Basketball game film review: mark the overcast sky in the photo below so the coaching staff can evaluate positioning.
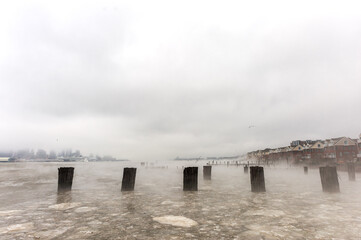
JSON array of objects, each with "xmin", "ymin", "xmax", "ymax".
[{"xmin": 1, "ymin": 0, "xmax": 361, "ymax": 160}]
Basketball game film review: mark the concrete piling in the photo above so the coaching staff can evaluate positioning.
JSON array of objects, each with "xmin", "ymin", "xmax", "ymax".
[
  {"xmin": 319, "ymin": 166, "xmax": 339, "ymax": 193},
  {"xmin": 348, "ymin": 163, "xmax": 356, "ymax": 181},
  {"xmin": 203, "ymin": 166, "xmax": 212, "ymax": 180},
  {"xmin": 58, "ymin": 167, "xmax": 74, "ymax": 192},
  {"xmin": 250, "ymin": 166, "xmax": 266, "ymax": 192},
  {"xmin": 183, "ymin": 167, "xmax": 198, "ymax": 191},
  {"xmin": 121, "ymin": 168, "xmax": 137, "ymax": 191}
]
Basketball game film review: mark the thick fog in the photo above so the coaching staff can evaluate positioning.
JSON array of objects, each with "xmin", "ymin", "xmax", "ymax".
[{"xmin": 1, "ymin": 0, "xmax": 361, "ymax": 160}]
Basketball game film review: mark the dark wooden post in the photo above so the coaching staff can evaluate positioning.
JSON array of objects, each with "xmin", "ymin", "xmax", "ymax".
[
  {"xmin": 244, "ymin": 165, "xmax": 249, "ymax": 173},
  {"xmin": 304, "ymin": 166, "xmax": 308, "ymax": 174},
  {"xmin": 203, "ymin": 166, "xmax": 211, "ymax": 180},
  {"xmin": 348, "ymin": 163, "xmax": 356, "ymax": 181},
  {"xmin": 183, "ymin": 167, "xmax": 198, "ymax": 191},
  {"xmin": 58, "ymin": 167, "xmax": 74, "ymax": 192},
  {"xmin": 121, "ymin": 168, "xmax": 137, "ymax": 191},
  {"xmin": 319, "ymin": 166, "xmax": 339, "ymax": 192},
  {"xmin": 250, "ymin": 166, "xmax": 265, "ymax": 192}
]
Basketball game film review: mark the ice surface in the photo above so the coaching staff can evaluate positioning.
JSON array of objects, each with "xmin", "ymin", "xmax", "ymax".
[
  {"xmin": 0, "ymin": 223, "xmax": 34, "ymax": 234},
  {"xmin": 153, "ymin": 215, "xmax": 198, "ymax": 227},
  {"xmin": 48, "ymin": 202, "xmax": 81, "ymax": 210},
  {"xmin": 0, "ymin": 162, "xmax": 361, "ymax": 239}
]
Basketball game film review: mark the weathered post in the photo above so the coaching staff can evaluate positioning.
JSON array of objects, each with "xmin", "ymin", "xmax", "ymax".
[
  {"xmin": 304, "ymin": 166, "xmax": 308, "ymax": 174},
  {"xmin": 348, "ymin": 163, "xmax": 356, "ymax": 181},
  {"xmin": 319, "ymin": 166, "xmax": 339, "ymax": 192},
  {"xmin": 183, "ymin": 167, "xmax": 198, "ymax": 191},
  {"xmin": 250, "ymin": 166, "xmax": 266, "ymax": 192},
  {"xmin": 121, "ymin": 168, "xmax": 137, "ymax": 191},
  {"xmin": 244, "ymin": 165, "xmax": 249, "ymax": 173},
  {"xmin": 140, "ymin": 162, "xmax": 145, "ymax": 166},
  {"xmin": 203, "ymin": 166, "xmax": 211, "ymax": 180},
  {"xmin": 58, "ymin": 167, "xmax": 74, "ymax": 192}
]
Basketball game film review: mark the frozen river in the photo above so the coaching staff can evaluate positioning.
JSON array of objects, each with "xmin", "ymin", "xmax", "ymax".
[{"xmin": 1, "ymin": 162, "xmax": 361, "ymax": 239}]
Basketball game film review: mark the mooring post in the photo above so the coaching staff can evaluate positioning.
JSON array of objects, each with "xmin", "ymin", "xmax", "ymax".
[
  {"xmin": 121, "ymin": 168, "xmax": 137, "ymax": 191},
  {"xmin": 58, "ymin": 167, "xmax": 74, "ymax": 192},
  {"xmin": 304, "ymin": 166, "xmax": 308, "ymax": 174},
  {"xmin": 319, "ymin": 166, "xmax": 339, "ymax": 192},
  {"xmin": 347, "ymin": 163, "xmax": 356, "ymax": 181},
  {"xmin": 244, "ymin": 165, "xmax": 249, "ymax": 174},
  {"xmin": 250, "ymin": 166, "xmax": 266, "ymax": 192},
  {"xmin": 203, "ymin": 166, "xmax": 211, "ymax": 180},
  {"xmin": 183, "ymin": 167, "xmax": 198, "ymax": 191}
]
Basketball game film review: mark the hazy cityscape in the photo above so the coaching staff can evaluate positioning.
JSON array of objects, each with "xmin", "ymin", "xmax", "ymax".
[
  {"xmin": 0, "ymin": 149, "xmax": 127, "ymax": 162},
  {"xmin": 248, "ymin": 134, "xmax": 361, "ymax": 165}
]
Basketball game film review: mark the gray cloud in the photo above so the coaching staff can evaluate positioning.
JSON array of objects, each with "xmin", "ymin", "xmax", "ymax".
[{"xmin": 1, "ymin": 0, "xmax": 361, "ymax": 160}]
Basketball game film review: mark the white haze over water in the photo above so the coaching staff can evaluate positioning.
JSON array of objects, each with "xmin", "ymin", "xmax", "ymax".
[
  {"xmin": 1, "ymin": 0, "xmax": 361, "ymax": 160},
  {"xmin": 1, "ymin": 162, "xmax": 361, "ymax": 239}
]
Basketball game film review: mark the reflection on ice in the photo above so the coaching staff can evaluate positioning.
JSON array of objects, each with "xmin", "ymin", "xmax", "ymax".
[
  {"xmin": 48, "ymin": 202, "xmax": 81, "ymax": 210},
  {"xmin": 75, "ymin": 207, "xmax": 98, "ymax": 213},
  {"xmin": 0, "ymin": 210, "xmax": 22, "ymax": 216},
  {"xmin": 243, "ymin": 209, "xmax": 285, "ymax": 217},
  {"xmin": 33, "ymin": 227, "xmax": 71, "ymax": 239},
  {"xmin": 0, "ymin": 223, "xmax": 34, "ymax": 234},
  {"xmin": 153, "ymin": 215, "xmax": 198, "ymax": 227}
]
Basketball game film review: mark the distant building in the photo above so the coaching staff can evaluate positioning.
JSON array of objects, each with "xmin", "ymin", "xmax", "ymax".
[
  {"xmin": 249, "ymin": 135, "xmax": 359, "ymax": 164},
  {"xmin": 310, "ymin": 141, "xmax": 324, "ymax": 161},
  {"xmin": 0, "ymin": 157, "xmax": 9, "ymax": 162}
]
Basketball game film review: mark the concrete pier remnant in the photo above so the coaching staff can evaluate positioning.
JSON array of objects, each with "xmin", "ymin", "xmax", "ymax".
[
  {"xmin": 319, "ymin": 166, "xmax": 339, "ymax": 193},
  {"xmin": 121, "ymin": 168, "xmax": 137, "ymax": 191},
  {"xmin": 347, "ymin": 163, "xmax": 356, "ymax": 181},
  {"xmin": 250, "ymin": 166, "xmax": 266, "ymax": 192},
  {"xmin": 203, "ymin": 166, "xmax": 211, "ymax": 180},
  {"xmin": 58, "ymin": 167, "xmax": 74, "ymax": 192},
  {"xmin": 183, "ymin": 167, "xmax": 198, "ymax": 191}
]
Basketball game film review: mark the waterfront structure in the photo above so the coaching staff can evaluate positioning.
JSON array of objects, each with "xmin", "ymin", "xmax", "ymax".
[
  {"xmin": 248, "ymin": 134, "xmax": 361, "ymax": 164},
  {"xmin": 0, "ymin": 157, "xmax": 9, "ymax": 162}
]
